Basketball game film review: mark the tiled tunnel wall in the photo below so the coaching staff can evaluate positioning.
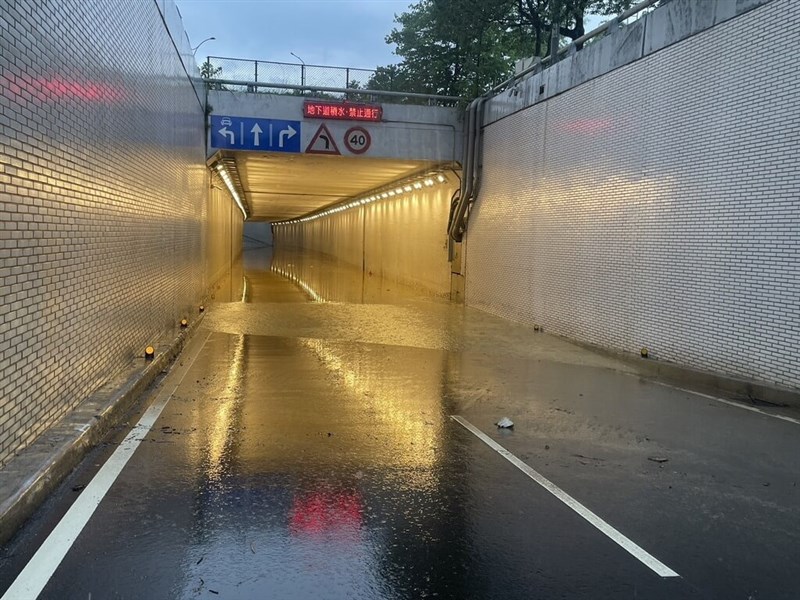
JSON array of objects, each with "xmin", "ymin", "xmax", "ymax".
[
  {"xmin": 0, "ymin": 1, "xmax": 239, "ymax": 466},
  {"xmin": 207, "ymin": 180, "xmax": 245, "ymax": 289},
  {"xmin": 466, "ymin": 0, "xmax": 800, "ymax": 390},
  {"xmin": 273, "ymin": 183, "xmax": 456, "ymax": 299}
]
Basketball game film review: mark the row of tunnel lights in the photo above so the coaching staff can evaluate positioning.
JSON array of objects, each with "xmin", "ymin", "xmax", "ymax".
[
  {"xmin": 270, "ymin": 266, "xmax": 325, "ymax": 302},
  {"xmin": 273, "ymin": 173, "xmax": 450, "ymax": 226},
  {"xmin": 215, "ymin": 163, "xmax": 248, "ymax": 220}
]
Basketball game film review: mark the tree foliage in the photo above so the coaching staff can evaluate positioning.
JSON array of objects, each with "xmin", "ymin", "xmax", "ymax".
[
  {"xmin": 516, "ymin": 0, "xmax": 639, "ymax": 54},
  {"xmin": 370, "ymin": 0, "xmax": 639, "ymax": 99},
  {"xmin": 200, "ymin": 59, "xmax": 222, "ymax": 79}
]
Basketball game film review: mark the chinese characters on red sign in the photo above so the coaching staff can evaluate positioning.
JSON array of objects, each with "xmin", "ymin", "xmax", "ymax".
[{"xmin": 303, "ymin": 101, "xmax": 383, "ymax": 122}]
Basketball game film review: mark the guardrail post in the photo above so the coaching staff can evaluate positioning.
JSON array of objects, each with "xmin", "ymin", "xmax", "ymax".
[{"xmin": 550, "ymin": 22, "xmax": 560, "ymax": 63}]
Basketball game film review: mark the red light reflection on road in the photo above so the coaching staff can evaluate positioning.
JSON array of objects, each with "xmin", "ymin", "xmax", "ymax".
[{"xmin": 289, "ymin": 490, "xmax": 363, "ymax": 538}]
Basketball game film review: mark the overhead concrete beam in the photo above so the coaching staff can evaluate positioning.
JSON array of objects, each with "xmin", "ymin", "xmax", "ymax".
[{"xmin": 206, "ymin": 91, "xmax": 463, "ymax": 163}]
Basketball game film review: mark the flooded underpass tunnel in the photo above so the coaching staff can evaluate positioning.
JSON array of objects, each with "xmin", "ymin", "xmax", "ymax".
[
  {"xmin": 2, "ymin": 0, "xmax": 800, "ymax": 598},
  {"xmin": 3, "ymin": 240, "xmax": 800, "ymax": 599}
]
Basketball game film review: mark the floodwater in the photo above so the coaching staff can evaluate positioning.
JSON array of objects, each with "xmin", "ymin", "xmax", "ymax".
[{"xmin": 1, "ymin": 247, "xmax": 799, "ymax": 599}]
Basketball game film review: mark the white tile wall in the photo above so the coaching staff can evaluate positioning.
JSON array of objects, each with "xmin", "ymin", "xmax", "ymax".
[
  {"xmin": 466, "ymin": 0, "xmax": 800, "ymax": 389},
  {"xmin": 0, "ymin": 0, "xmax": 226, "ymax": 465},
  {"xmin": 207, "ymin": 181, "xmax": 244, "ymax": 287},
  {"xmin": 364, "ymin": 187, "xmax": 453, "ymax": 296},
  {"xmin": 273, "ymin": 184, "xmax": 455, "ymax": 298}
]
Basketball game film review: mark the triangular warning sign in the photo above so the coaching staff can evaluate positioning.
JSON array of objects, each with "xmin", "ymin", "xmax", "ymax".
[{"xmin": 305, "ymin": 123, "xmax": 341, "ymax": 155}]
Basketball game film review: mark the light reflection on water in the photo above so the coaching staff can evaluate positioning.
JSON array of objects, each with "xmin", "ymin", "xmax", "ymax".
[
  {"xmin": 181, "ymin": 244, "xmax": 466, "ymax": 598},
  {"xmin": 175, "ymin": 311, "xmax": 461, "ymax": 599},
  {"xmin": 211, "ymin": 245, "xmax": 449, "ymax": 305}
]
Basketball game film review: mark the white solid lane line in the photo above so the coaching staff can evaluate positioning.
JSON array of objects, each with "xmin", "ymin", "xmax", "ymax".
[
  {"xmin": 2, "ymin": 331, "xmax": 213, "ymax": 600},
  {"xmin": 451, "ymin": 415, "xmax": 680, "ymax": 579},
  {"xmin": 651, "ymin": 382, "xmax": 800, "ymax": 426}
]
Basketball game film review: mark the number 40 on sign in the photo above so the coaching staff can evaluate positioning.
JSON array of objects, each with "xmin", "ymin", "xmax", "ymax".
[{"xmin": 344, "ymin": 126, "xmax": 371, "ymax": 154}]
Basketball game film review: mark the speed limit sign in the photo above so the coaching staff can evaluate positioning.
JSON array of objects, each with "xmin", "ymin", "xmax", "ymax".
[{"xmin": 344, "ymin": 126, "xmax": 371, "ymax": 154}]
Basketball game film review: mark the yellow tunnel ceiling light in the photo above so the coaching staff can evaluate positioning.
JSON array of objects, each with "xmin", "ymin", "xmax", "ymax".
[
  {"xmin": 271, "ymin": 168, "xmax": 456, "ymax": 226},
  {"xmin": 215, "ymin": 163, "xmax": 248, "ymax": 221}
]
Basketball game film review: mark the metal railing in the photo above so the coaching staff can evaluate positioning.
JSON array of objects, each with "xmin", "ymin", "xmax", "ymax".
[
  {"xmin": 201, "ymin": 56, "xmax": 460, "ymax": 105},
  {"xmin": 490, "ymin": 0, "xmax": 661, "ymax": 96},
  {"xmin": 203, "ymin": 78, "xmax": 461, "ymax": 105},
  {"xmin": 205, "ymin": 56, "xmax": 378, "ymax": 91}
]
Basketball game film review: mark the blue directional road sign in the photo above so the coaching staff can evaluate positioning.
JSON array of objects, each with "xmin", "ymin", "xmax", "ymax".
[{"xmin": 210, "ymin": 115, "xmax": 301, "ymax": 153}]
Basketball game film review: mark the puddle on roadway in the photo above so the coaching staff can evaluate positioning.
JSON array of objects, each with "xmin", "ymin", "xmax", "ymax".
[
  {"xmin": 210, "ymin": 247, "xmax": 446, "ymax": 306},
  {"xmin": 26, "ymin": 247, "xmax": 799, "ymax": 600},
  {"xmin": 204, "ymin": 247, "xmax": 632, "ymax": 373}
]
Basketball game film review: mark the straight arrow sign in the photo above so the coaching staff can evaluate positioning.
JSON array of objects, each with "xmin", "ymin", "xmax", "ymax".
[{"xmin": 251, "ymin": 123, "xmax": 262, "ymax": 146}]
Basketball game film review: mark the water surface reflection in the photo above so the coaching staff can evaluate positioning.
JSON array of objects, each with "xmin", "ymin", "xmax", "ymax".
[{"xmin": 214, "ymin": 246, "xmax": 449, "ymax": 305}]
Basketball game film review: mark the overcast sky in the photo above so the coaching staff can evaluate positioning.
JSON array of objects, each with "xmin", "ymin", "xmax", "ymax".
[{"xmin": 176, "ymin": 0, "xmax": 412, "ymax": 71}]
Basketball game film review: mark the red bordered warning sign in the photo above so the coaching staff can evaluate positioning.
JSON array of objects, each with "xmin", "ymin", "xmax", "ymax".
[
  {"xmin": 344, "ymin": 126, "xmax": 371, "ymax": 154},
  {"xmin": 305, "ymin": 123, "xmax": 340, "ymax": 155}
]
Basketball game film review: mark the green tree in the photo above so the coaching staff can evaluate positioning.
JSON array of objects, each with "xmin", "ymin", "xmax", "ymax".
[
  {"xmin": 382, "ymin": 0, "xmax": 528, "ymax": 98},
  {"xmin": 515, "ymin": 0, "xmax": 639, "ymax": 55},
  {"xmin": 382, "ymin": 0, "xmax": 641, "ymax": 99},
  {"xmin": 200, "ymin": 59, "xmax": 222, "ymax": 79},
  {"xmin": 366, "ymin": 65, "xmax": 406, "ymax": 92},
  {"xmin": 200, "ymin": 59, "xmax": 227, "ymax": 91}
]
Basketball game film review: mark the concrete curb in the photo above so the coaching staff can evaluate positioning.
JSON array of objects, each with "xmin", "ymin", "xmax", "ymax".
[
  {"xmin": 561, "ymin": 336, "xmax": 800, "ymax": 409},
  {"xmin": 0, "ymin": 317, "xmax": 204, "ymax": 546}
]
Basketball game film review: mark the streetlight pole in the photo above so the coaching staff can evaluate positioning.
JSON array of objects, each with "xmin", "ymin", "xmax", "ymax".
[
  {"xmin": 192, "ymin": 36, "xmax": 216, "ymax": 56},
  {"xmin": 290, "ymin": 52, "xmax": 306, "ymax": 90}
]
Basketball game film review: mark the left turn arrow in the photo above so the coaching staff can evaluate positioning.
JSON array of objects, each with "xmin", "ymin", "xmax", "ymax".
[{"xmin": 219, "ymin": 126, "xmax": 235, "ymax": 144}]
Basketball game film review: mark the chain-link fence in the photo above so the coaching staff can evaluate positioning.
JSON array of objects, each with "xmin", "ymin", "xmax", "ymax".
[
  {"xmin": 201, "ymin": 56, "xmax": 458, "ymax": 104},
  {"xmin": 204, "ymin": 57, "xmax": 377, "ymax": 94}
]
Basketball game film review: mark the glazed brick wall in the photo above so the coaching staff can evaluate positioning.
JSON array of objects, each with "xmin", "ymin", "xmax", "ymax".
[
  {"xmin": 273, "ymin": 183, "xmax": 455, "ymax": 298},
  {"xmin": 362, "ymin": 186, "xmax": 453, "ymax": 296},
  {"xmin": 0, "ymin": 0, "xmax": 212, "ymax": 465},
  {"xmin": 466, "ymin": 0, "xmax": 800, "ymax": 389},
  {"xmin": 207, "ymin": 180, "xmax": 244, "ymax": 288}
]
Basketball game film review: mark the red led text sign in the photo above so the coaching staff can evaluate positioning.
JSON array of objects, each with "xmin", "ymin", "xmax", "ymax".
[{"xmin": 303, "ymin": 101, "xmax": 382, "ymax": 122}]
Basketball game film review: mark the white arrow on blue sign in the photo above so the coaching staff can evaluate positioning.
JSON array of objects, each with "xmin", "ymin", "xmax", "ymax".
[{"xmin": 210, "ymin": 115, "xmax": 301, "ymax": 153}]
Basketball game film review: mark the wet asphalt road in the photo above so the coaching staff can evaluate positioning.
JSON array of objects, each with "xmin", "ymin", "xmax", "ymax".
[{"xmin": 1, "ymin": 248, "xmax": 799, "ymax": 599}]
